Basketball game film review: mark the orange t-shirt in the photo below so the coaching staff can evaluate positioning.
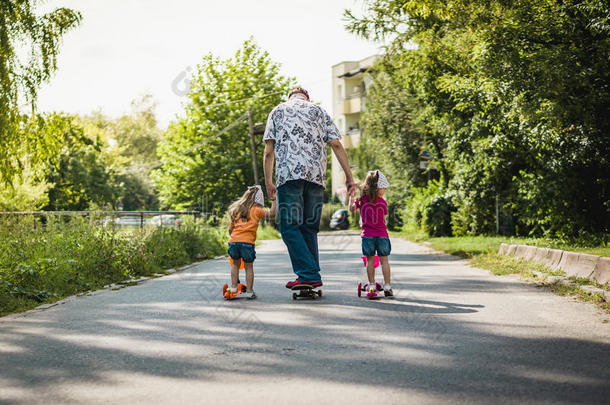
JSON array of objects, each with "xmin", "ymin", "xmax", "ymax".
[{"xmin": 229, "ymin": 205, "xmax": 266, "ymax": 244}]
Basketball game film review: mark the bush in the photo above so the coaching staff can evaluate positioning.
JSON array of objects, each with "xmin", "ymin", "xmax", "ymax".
[
  {"xmin": 0, "ymin": 215, "xmax": 226, "ymax": 316},
  {"xmin": 403, "ymin": 180, "xmax": 454, "ymax": 237},
  {"xmin": 257, "ymin": 224, "xmax": 281, "ymax": 240}
]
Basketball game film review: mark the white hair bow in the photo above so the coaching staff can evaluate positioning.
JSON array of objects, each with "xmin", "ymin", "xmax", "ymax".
[
  {"xmin": 248, "ymin": 185, "xmax": 264, "ymax": 206},
  {"xmin": 376, "ymin": 170, "xmax": 390, "ymax": 189}
]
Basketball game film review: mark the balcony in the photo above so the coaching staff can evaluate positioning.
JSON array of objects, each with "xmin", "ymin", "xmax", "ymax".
[
  {"xmin": 342, "ymin": 128, "xmax": 361, "ymax": 149},
  {"xmin": 341, "ymin": 97, "xmax": 361, "ymax": 114}
]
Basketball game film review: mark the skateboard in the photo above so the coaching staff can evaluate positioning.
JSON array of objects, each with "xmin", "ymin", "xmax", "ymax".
[
  {"xmin": 291, "ymin": 285, "xmax": 323, "ymax": 300},
  {"xmin": 222, "ymin": 283, "xmax": 248, "ymax": 300}
]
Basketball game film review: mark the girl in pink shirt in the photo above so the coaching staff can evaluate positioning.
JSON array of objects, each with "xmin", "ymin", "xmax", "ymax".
[{"xmin": 349, "ymin": 170, "xmax": 393, "ymax": 297}]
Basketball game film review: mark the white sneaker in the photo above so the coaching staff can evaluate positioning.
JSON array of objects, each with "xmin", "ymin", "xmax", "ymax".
[
  {"xmin": 383, "ymin": 284, "xmax": 393, "ymax": 297},
  {"xmin": 244, "ymin": 291, "xmax": 257, "ymax": 299}
]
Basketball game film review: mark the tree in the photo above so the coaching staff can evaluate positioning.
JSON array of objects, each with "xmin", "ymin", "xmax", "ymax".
[
  {"xmin": 41, "ymin": 114, "xmax": 119, "ymax": 211},
  {"xmin": 0, "ymin": 1, "xmax": 81, "ymax": 183},
  {"xmin": 0, "ymin": 165, "xmax": 50, "ymax": 211},
  {"xmin": 346, "ymin": 0, "xmax": 610, "ymax": 239},
  {"xmin": 81, "ymin": 96, "xmax": 161, "ymax": 211},
  {"xmin": 154, "ymin": 39, "xmax": 295, "ymax": 211},
  {"xmin": 111, "ymin": 95, "xmax": 161, "ymax": 166}
]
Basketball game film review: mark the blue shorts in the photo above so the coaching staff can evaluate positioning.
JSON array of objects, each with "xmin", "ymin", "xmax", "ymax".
[
  {"xmin": 361, "ymin": 237, "xmax": 391, "ymax": 257},
  {"xmin": 228, "ymin": 242, "xmax": 256, "ymax": 263}
]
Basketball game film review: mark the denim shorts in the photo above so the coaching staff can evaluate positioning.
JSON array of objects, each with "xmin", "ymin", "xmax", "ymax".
[
  {"xmin": 228, "ymin": 242, "xmax": 256, "ymax": 263},
  {"xmin": 361, "ymin": 237, "xmax": 391, "ymax": 257}
]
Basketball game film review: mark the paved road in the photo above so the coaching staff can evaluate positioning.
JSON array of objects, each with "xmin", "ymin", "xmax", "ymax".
[{"xmin": 1, "ymin": 233, "xmax": 609, "ymax": 404}]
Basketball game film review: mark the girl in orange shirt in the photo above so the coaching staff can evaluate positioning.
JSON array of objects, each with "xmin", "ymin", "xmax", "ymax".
[{"xmin": 226, "ymin": 186, "xmax": 276, "ymax": 299}]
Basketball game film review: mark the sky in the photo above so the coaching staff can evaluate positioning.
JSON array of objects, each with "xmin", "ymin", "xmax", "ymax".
[{"xmin": 35, "ymin": 0, "xmax": 381, "ymax": 127}]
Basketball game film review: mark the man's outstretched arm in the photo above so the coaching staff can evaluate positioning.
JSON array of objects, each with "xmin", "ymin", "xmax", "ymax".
[
  {"xmin": 263, "ymin": 140, "xmax": 276, "ymax": 200},
  {"xmin": 330, "ymin": 139, "xmax": 355, "ymax": 196}
]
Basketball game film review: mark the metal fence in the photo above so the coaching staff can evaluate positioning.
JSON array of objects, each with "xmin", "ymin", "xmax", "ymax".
[{"xmin": 0, "ymin": 211, "xmax": 216, "ymax": 229}]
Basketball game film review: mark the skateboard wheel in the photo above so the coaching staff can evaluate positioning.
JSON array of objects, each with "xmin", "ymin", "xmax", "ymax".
[
  {"xmin": 222, "ymin": 283, "xmax": 228, "ymax": 295},
  {"xmin": 318, "ymin": 290, "xmax": 322, "ymax": 297},
  {"xmin": 312, "ymin": 293, "xmax": 318, "ymax": 300},
  {"xmin": 357, "ymin": 283, "xmax": 361, "ymax": 297},
  {"xmin": 241, "ymin": 284, "xmax": 247, "ymax": 293},
  {"xmin": 292, "ymin": 293, "xmax": 297, "ymax": 300}
]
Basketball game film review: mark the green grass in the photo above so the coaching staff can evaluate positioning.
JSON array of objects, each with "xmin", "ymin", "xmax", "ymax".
[
  {"xmin": 470, "ymin": 253, "xmax": 609, "ymax": 312},
  {"xmin": 468, "ymin": 252, "xmax": 555, "ymax": 276},
  {"xmin": 0, "ymin": 216, "xmax": 227, "ymax": 317},
  {"xmin": 393, "ymin": 230, "xmax": 610, "ymax": 313},
  {"xmin": 548, "ymin": 279, "xmax": 610, "ymax": 312},
  {"xmin": 257, "ymin": 225, "xmax": 281, "ymax": 240},
  {"xmin": 392, "ymin": 231, "xmax": 610, "ymax": 258}
]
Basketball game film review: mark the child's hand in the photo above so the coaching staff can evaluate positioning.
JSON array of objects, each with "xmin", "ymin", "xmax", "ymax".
[
  {"xmin": 348, "ymin": 194, "xmax": 357, "ymax": 213},
  {"xmin": 266, "ymin": 183, "xmax": 277, "ymax": 201},
  {"xmin": 265, "ymin": 200, "xmax": 277, "ymax": 219}
]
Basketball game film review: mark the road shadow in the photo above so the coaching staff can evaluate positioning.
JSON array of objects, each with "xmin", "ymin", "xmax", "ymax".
[
  {"xmin": 0, "ymin": 238, "xmax": 608, "ymax": 404},
  {"xmin": 1, "ymin": 281, "xmax": 608, "ymax": 404}
]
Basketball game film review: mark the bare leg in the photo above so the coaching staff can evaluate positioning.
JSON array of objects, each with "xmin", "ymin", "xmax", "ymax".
[
  {"xmin": 244, "ymin": 262, "xmax": 254, "ymax": 292},
  {"xmin": 230, "ymin": 262, "xmax": 240, "ymax": 288},
  {"xmin": 366, "ymin": 256, "xmax": 376, "ymax": 284},
  {"xmin": 380, "ymin": 256, "xmax": 391, "ymax": 285}
]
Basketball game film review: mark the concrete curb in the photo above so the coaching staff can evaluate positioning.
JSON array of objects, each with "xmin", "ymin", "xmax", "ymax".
[
  {"xmin": 559, "ymin": 252, "xmax": 599, "ymax": 278},
  {"xmin": 547, "ymin": 249, "xmax": 564, "ymax": 271},
  {"xmin": 592, "ymin": 257, "xmax": 610, "ymax": 284},
  {"xmin": 498, "ymin": 243, "xmax": 609, "ymax": 286},
  {"xmin": 533, "ymin": 247, "xmax": 549, "ymax": 264}
]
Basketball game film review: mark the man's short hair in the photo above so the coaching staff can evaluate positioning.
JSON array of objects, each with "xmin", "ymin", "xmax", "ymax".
[{"xmin": 288, "ymin": 87, "xmax": 310, "ymax": 101}]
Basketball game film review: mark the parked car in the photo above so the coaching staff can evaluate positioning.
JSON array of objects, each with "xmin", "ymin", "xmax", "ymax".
[
  {"xmin": 329, "ymin": 209, "xmax": 349, "ymax": 230},
  {"xmin": 114, "ymin": 215, "xmax": 143, "ymax": 227},
  {"xmin": 148, "ymin": 215, "xmax": 183, "ymax": 227}
]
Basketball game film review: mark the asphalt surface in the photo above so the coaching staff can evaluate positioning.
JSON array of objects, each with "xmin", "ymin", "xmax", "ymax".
[{"xmin": 1, "ymin": 232, "xmax": 609, "ymax": 405}]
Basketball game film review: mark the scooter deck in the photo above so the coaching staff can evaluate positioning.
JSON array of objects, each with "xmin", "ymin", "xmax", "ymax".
[
  {"xmin": 223, "ymin": 283, "xmax": 248, "ymax": 300},
  {"xmin": 357, "ymin": 282, "xmax": 392, "ymax": 299}
]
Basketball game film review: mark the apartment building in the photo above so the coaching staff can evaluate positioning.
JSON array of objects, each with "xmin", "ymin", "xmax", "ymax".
[{"xmin": 330, "ymin": 55, "xmax": 379, "ymax": 201}]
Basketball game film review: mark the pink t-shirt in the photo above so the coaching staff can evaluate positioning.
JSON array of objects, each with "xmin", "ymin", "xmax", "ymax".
[{"xmin": 355, "ymin": 195, "xmax": 389, "ymax": 238}]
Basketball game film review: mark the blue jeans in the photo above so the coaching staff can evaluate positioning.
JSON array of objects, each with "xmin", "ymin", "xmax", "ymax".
[
  {"xmin": 362, "ymin": 237, "xmax": 392, "ymax": 257},
  {"xmin": 277, "ymin": 180, "xmax": 324, "ymax": 282},
  {"xmin": 228, "ymin": 242, "xmax": 256, "ymax": 263}
]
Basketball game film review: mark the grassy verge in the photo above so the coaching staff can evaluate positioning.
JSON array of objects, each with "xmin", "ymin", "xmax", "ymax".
[
  {"xmin": 0, "ymin": 216, "xmax": 227, "ymax": 317},
  {"xmin": 392, "ymin": 231, "xmax": 610, "ymax": 313},
  {"xmin": 257, "ymin": 224, "xmax": 281, "ymax": 241},
  {"xmin": 393, "ymin": 231, "xmax": 610, "ymax": 258},
  {"xmin": 471, "ymin": 253, "xmax": 609, "ymax": 312},
  {"xmin": 547, "ymin": 278, "xmax": 610, "ymax": 313}
]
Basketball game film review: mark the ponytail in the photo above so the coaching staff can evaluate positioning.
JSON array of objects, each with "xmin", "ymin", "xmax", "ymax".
[{"xmin": 361, "ymin": 170, "xmax": 379, "ymax": 202}]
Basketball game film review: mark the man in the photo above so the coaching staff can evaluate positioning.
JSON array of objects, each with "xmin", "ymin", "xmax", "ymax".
[{"xmin": 263, "ymin": 87, "xmax": 355, "ymax": 288}]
